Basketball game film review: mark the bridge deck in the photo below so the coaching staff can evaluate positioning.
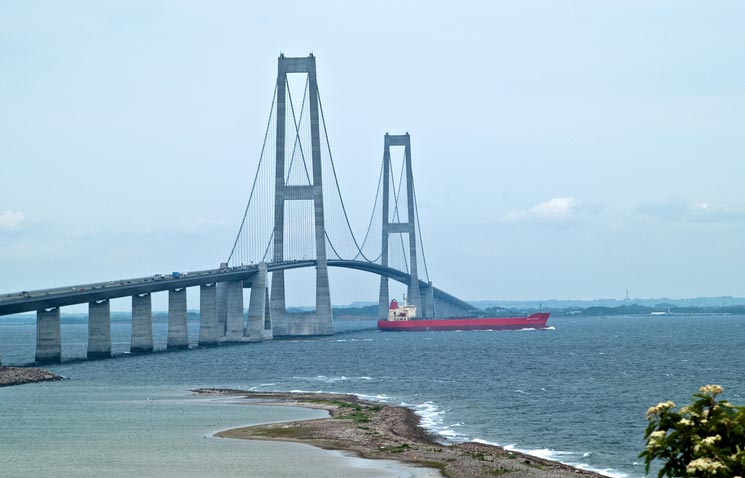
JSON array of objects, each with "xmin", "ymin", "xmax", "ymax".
[{"xmin": 0, "ymin": 261, "xmax": 476, "ymax": 317}]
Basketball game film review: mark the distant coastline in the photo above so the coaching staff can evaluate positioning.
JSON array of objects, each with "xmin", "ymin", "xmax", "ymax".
[
  {"xmin": 3, "ymin": 295, "xmax": 744, "ymax": 323},
  {"xmin": 480, "ymin": 304, "xmax": 745, "ymax": 318}
]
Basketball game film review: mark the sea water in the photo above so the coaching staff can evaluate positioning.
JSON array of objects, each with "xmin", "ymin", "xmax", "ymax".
[{"xmin": 1, "ymin": 314, "xmax": 743, "ymax": 477}]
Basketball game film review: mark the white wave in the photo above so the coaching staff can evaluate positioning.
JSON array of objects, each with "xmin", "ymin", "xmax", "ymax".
[
  {"xmin": 575, "ymin": 466, "xmax": 628, "ymax": 478},
  {"xmin": 472, "ymin": 438, "xmax": 501, "ymax": 446},
  {"xmin": 544, "ymin": 326, "xmax": 556, "ymax": 330},
  {"xmin": 355, "ymin": 393, "xmax": 391, "ymax": 402},
  {"xmin": 504, "ymin": 445, "xmax": 629, "ymax": 478},
  {"xmin": 398, "ymin": 400, "xmax": 466, "ymax": 441},
  {"xmin": 296, "ymin": 375, "xmax": 378, "ymax": 384}
]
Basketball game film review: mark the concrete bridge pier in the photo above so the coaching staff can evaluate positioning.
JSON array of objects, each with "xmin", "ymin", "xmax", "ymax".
[
  {"xmin": 223, "ymin": 280, "xmax": 244, "ymax": 341},
  {"xmin": 88, "ymin": 300, "xmax": 111, "ymax": 358},
  {"xmin": 198, "ymin": 284, "xmax": 219, "ymax": 346},
  {"xmin": 131, "ymin": 293, "xmax": 153, "ymax": 353},
  {"xmin": 433, "ymin": 298, "xmax": 450, "ymax": 318},
  {"xmin": 245, "ymin": 264, "xmax": 269, "ymax": 341},
  {"xmin": 432, "ymin": 297, "xmax": 471, "ymax": 318},
  {"xmin": 378, "ymin": 276, "xmax": 390, "ymax": 321},
  {"xmin": 421, "ymin": 282, "xmax": 435, "ymax": 318},
  {"xmin": 36, "ymin": 307, "xmax": 61, "ymax": 364},
  {"xmin": 263, "ymin": 288, "xmax": 273, "ymax": 340},
  {"xmin": 167, "ymin": 288, "xmax": 189, "ymax": 349},
  {"xmin": 216, "ymin": 280, "xmax": 228, "ymax": 337}
]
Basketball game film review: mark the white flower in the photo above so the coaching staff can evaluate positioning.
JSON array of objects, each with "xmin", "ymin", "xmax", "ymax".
[
  {"xmin": 694, "ymin": 435, "xmax": 722, "ymax": 453},
  {"xmin": 700, "ymin": 385, "xmax": 724, "ymax": 395},
  {"xmin": 646, "ymin": 430, "xmax": 667, "ymax": 450},
  {"xmin": 647, "ymin": 401, "xmax": 676, "ymax": 418},
  {"xmin": 687, "ymin": 457, "xmax": 726, "ymax": 474},
  {"xmin": 678, "ymin": 418, "xmax": 693, "ymax": 427}
]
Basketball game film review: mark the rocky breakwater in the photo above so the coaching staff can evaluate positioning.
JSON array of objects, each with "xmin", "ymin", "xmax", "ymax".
[{"xmin": 0, "ymin": 366, "xmax": 63, "ymax": 387}]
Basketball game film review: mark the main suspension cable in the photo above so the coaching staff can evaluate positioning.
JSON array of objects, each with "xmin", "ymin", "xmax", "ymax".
[
  {"xmin": 285, "ymin": 76, "xmax": 309, "ymax": 185},
  {"xmin": 227, "ymin": 82, "xmax": 277, "ymax": 264},
  {"xmin": 389, "ymin": 151, "xmax": 409, "ymax": 273},
  {"xmin": 286, "ymin": 76, "xmax": 313, "ymax": 185},
  {"xmin": 317, "ymin": 87, "xmax": 377, "ymax": 262},
  {"xmin": 412, "ymin": 181, "xmax": 430, "ymax": 282},
  {"xmin": 352, "ymin": 156, "xmax": 384, "ymax": 261}
]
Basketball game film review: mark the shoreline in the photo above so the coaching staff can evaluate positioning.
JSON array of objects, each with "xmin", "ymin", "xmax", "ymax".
[
  {"xmin": 196, "ymin": 389, "xmax": 608, "ymax": 478},
  {"xmin": 0, "ymin": 366, "xmax": 63, "ymax": 387}
]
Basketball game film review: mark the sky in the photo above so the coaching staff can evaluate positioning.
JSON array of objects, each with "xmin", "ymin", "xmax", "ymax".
[{"xmin": 1, "ymin": 1, "xmax": 744, "ymax": 311}]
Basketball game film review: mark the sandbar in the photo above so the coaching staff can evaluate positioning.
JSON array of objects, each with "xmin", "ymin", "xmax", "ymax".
[{"xmin": 196, "ymin": 389, "xmax": 608, "ymax": 478}]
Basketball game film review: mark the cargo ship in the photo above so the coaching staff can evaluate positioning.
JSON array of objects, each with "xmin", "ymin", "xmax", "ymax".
[{"xmin": 377, "ymin": 298, "xmax": 550, "ymax": 332}]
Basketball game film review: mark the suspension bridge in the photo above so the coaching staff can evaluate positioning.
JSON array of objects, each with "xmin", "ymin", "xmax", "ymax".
[{"xmin": 0, "ymin": 54, "xmax": 477, "ymax": 364}]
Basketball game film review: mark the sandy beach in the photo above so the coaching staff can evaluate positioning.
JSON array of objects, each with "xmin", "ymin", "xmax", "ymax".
[{"xmin": 198, "ymin": 389, "xmax": 608, "ymax": 478}]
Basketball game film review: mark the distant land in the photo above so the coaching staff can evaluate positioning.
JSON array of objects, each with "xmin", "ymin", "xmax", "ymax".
[
  {"xmin": 2, "ymin": 296, "xmax": 745, "ymax": 324},
  {"xmin": 469, "ymin": 296, "xmax": 745, "ymax": 309},
  {"xmin": 353, "ymin": 296, "xmax": 745, "ymax": 309},
  {"xmin": 334, "ymin": 296, "xmax": 745, "ymax": 319}
]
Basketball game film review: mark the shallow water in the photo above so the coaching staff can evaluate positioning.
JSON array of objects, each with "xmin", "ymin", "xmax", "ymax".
[
  {"xmin": 2, "ymin": 314, "xmax": 744, "ymax": 477},
  {"xmin": 0, "ymin": 381, "xmax": 438, "ymax": 478}
]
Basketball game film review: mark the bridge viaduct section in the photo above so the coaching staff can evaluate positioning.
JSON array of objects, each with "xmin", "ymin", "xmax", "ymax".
[{"xmin": 0, "ymin": 266, "xmax": 274, "ymax": 364}]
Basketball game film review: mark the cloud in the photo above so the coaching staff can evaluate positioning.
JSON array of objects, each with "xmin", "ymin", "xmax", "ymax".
[
  {"xmin": 0, "ymin": 210, "xmax": 24, "ymax": 231},
  {"xmin": 505, "ymin": 197, "xmax": 579, "ymax": 221}
]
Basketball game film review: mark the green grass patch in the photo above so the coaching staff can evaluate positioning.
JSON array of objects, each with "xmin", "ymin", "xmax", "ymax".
[
  {"xmin": 487, "ymin": 467, "xmax": 512, "ymax": 476},
  {"xmin": 333, "ymin": 411, "xmax": 371, "ymax": 423},
  {"xmin": 250, "ymin": 426, "xmax": 306, "ymax": 438},
  {"xmin": 379, "ymin": 443, "xmax": 411, "ymax": 453}
]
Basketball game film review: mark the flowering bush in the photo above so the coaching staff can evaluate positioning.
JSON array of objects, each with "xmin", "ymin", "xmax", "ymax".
[{"xmin": 641, "ymin": 385, "xmax": 745, "ymax": 477}]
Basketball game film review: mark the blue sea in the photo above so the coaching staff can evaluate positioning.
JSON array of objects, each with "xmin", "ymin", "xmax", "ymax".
[{"xmin": 2, "ymin": 313, "xmax": 744, "ymax": 477}]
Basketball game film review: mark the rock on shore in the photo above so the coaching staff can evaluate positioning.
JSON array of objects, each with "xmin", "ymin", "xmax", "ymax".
[{"xmin": 0, "ymin": 366, "xmax": 63, "ymax": 387}]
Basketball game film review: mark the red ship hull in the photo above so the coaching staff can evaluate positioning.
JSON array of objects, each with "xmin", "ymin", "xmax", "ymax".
[{"xmin": 377, "ymin": 313, "xmax": 550, "ymax": 331}]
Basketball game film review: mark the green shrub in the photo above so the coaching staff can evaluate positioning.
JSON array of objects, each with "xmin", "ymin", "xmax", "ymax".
[{"xmin": 641, "ymin": 385, "xmax": 745, "ymax": 477}]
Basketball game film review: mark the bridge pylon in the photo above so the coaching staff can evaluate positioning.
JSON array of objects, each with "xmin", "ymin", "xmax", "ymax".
[
  {"xmin": 378, "ymin": 133, "xmax": 425, "ymax": 319},
  {"xmin": 270, "ymin": 53, "xmax": 333, "ymax": 337}
]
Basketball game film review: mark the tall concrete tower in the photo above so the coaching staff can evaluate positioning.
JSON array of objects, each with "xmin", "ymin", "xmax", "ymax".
[
  {"xmin": 378, "ymin": 133, "xmax": 423, "ymax": 319},
  {"xmin": 270, "ymin": 54, "xmax": 333, "ymax": 336}
]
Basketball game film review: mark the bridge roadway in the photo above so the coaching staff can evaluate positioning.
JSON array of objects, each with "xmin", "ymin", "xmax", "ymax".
[{"xmin": 0, "ymin": 260, "xmax": 476, "ymax": 317}]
